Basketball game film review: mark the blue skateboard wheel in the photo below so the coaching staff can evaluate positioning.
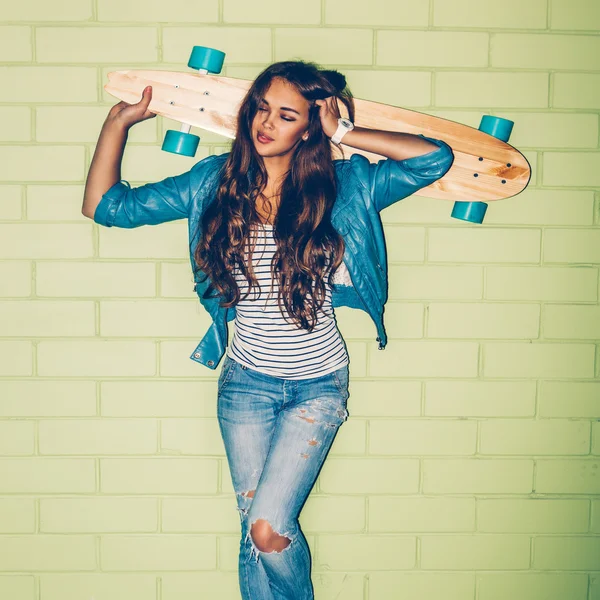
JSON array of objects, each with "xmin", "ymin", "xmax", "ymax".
[
  {"xmin": 188, "ymin": 46, "xmax": 226, "ymax": 74},
  {"xmin": 162, "ymin": 129, "xmax": 200, "ymax": 157},
  {"xmin": 450, "ymin": 115, "xmax": 515, "ymax": 223}
]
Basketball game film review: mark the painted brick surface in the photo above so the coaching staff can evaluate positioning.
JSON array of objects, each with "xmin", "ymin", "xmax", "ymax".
[{"xmin": 0, "ymin": 2, "xmax": 598, "ymax": 598}]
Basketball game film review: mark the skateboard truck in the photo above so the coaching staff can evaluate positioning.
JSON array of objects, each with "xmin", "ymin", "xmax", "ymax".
[
  {"xmin": 451, "ymin": 115, "xmax": 514, "ymax": 224},
  {"xmin": 161, "ymin": 46, "xmax": 226, "ymax": 158}
]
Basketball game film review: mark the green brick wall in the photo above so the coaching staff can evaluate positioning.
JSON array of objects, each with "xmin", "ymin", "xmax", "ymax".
[{"xmin": 0, "ymin": 0, "xmax": 599, "ymax": 598}]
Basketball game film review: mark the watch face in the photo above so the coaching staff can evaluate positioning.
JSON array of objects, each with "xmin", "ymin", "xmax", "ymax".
[{"xmin": 340, "ymin": 118, "xmax": 353, "ymax": 128}]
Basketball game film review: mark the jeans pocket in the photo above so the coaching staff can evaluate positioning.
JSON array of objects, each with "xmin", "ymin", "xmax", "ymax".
[
  {"xmin": 332, "ymin": 365, "xmax": 349, "ymax": 397},
  {"xmin": 217, "ymin": 356, "xmax": 236, "ymax": 396}
]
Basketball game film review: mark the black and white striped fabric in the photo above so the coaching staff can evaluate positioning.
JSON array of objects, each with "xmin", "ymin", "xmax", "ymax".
[{"xmin": 227, "ymin": 223, "xmax": 349, "ymax": 380}]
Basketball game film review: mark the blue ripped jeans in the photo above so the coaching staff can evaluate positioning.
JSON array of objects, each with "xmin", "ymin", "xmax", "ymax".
[{"xmin": 217, "ymin": 355, "xmax": 350, "ymax": 600}]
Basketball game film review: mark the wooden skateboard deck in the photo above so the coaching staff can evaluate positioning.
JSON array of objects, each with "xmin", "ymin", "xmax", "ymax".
[{"xmin": 105, "ymin": 69, "xmax": 531, "ymax": 203}]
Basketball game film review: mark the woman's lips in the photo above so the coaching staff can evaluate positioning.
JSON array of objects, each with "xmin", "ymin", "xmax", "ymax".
[{"xmin": 257, "ymin": 132, "xmax": 273, "ymax": 143}]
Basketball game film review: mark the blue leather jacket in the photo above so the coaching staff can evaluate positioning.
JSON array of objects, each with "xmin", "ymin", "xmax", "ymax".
[{"xmin": 93, "ymin": 134, "xmax": 454, "ymax": 370}]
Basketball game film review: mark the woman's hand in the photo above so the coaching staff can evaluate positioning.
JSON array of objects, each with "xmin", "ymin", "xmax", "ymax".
[
  {"xmin": 314, "ymin": 96, "xmax": 342, "ymax": 139},
  {"xmin": 105, "ymin": 86, "xmax": 157, "ymax": 131}
]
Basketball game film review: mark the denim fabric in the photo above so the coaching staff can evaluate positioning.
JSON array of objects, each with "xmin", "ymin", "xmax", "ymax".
[{"xmin": 217, "ymin": 354, "xmax": 350, "ymax": 600}]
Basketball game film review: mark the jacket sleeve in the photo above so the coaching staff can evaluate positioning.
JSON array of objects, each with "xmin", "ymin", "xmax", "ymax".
[
  {"xmin": 92, "ymin": 154, "xmax": 223, "ymax": 228},
  {"xmin": 350, "ymin": 134, "xmax": 454, "ymax": 213}
]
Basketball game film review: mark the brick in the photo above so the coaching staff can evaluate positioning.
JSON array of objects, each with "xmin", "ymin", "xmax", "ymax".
[
  {"xmin": 428, "ymin": 228, "xmax": 541, "ymax": 264},
  {"xmin": 36, "ymin": 107, "xmax": 156, "ymax": 144},
  {"xmin": 425, "ymin": 381, "xmax": 536, "ymax": 417},
  {"xmin": 378, "ymin": 31, "xmax": 488, "ymax": 68},
  {"xmin": 37, "ymin": 261, "xmax": 156, "ymax": 298},
  {"xmin": 0, "ymin": 224, "xmax": 92, "ymax": 259},
  {"xmin": 481, "ymin": 419, "xmax": 590, "ymax": 455},
  {"xmin": 275, "ymin": 29, "xmax": 372, "ymax": 65},
  {"xmin": 101, "ymin": 381, "xmax": 216, "ymax": 417},
  {"xmin": 327, "ymin": 0, "xmax": 427, "ymax": 25},
  {"xmin": 0, "ymin": 577, "xmax": 34, "ymax": 600},
  {"xmin": 100, "ymin": 300, "xmax": 209, "ymax": 337},
  {"xmin": 427, "ymin": 303, "xmax": 540, "ymax": 339},
  {"xmin": 27, "ymin": 184, "xmax": 87, "ymax": 221},
  {"xmin": 224, "ymin": 0, "xmax": 320, "ymax": 23},
  {"xmin": 369, "ymin": 497, "xmax": 475, "ymax": 533},
  {"xmin": 328, "ymin": 419, "xmax": 367, "ymax": 455},
  {"xmin": 434, "ymin": 0, "xmax": 547, "ymax": 28},
  {"xmin": 300, "ymin": 495, "xmax": 365, "ymax": 533},
  {"xmin": 544, "ymin": 229, "xmax": 600, "ymax": 264},
  {"xmin": 348, "ymin": 380, "xmax": 421, "ymax": 417},
  {"xmin": 98, "ymin": 223, "xmax": 188, "ymax": 259},
  {"xmin": 39, "ymin": 574, "xmax": 156, "ymax": 600},
  {"xmin": 37, "ymin": 341, "xmax": 156, "ymax": 377},
  {"xmin": 99, "ymin": 0, "xmax": 218, "ymax": 21},
  {"xmin": 0, "ymin": 67, "xmax": 97, "ymax": 103},
  {"xmin": 0, "ymin": 459, "xmax": 95, "ymax": 493},
  {"xmin": 40, "ymin": 498, "xmax": 157, "ymax": 533},
  {"xmin": 486, "ymin": 266, "xmax": 598, "ymax": 302},
  {"xmin": 491, "ymin": 112, "xmax": 598, "ymax": 150},
  {"xmin": 2, "ymin": 0, "xmax": 91, "ymax": 20},
  {"xmin": 161, "ymin": 573, "xmax": 256, "ymax": 600},
  {"xmin": 385, "ymin": 226, "xmax": 426, "ymax": 262},
  {"xmin": 545, "ymin": 305, "xmax": 600, "ymax": 340},
  {"xmin": 336, "ymin": 305, "xmax": 383, "ymax": 339},
  {"xmin": 159, "ymin": 341, "xmax": 216, "ymax": 377},
  {"xmin": 161, "ymin": 419, "xmax": 224, "ymax": 455},
  {"xmin": 316, "ymin": 535, "xmax": 416, "ymax": 570},
  {"xmin": 478, "ymin": 499, "xmax": 589, "ymax": 533},
  {"xmin": 478, "ymin": 573, "xmax": 588, "ymax": 600},
  {"xmin": 0, "ymin": 185, "xmax": 22, "ymax": 220},
  {"xmin": 369, "ymin": 420, "xmax": 476, "ymax": 455},
  {"xmin": 379, "ymin": 303, "xmax": 424, "ymax": 339},
  {"xmin": 0, "ymin": 261, "xmax": 31, "ymax": 297},
  {"xmin": 0, "ymin": 147, "xmax": 84, "ymax": 183},
  {"xmin": 421, "ymin": 535, "xmax": 530, "ymax": 569},
  {"xmin": 483, "ymin": 343, "xmax": 595, "ymax": 378},
  {"xmin": 593, "ymin": 500, "xmax": 600, "ymax": 533},
  {"xmin": 0, "ymin": 300, "xmax": 95, "ymax": 337},
  {"xmin": 160, "ymin": 262, "xmax": 195, "ymax": 297},
  {"xmin": 163, "ymin": 28, "xmax": 271, "ymax": 64},
  {"xmin": 37, "ymin": 28, "xmax": 157, "ymax": 63},
  {"xmin": 368, "ymin": 341, "xmax": 479, "ymax": 378},
  {"xmin": 0, "ymin": 422, "xmax": 35, "ymax": 456},
  {"xmin": 0, "ymin": 381, "xmax": 96, "ymax": 417},
  {"xmin": 492, "ymin": 34, "xmax": 600, "ymax": 70},
  {"xmin": 0, "ymin": 536, "xmax": 96, "ymax": 571},
  {"xmin": 550, "ymin": 0, "xmax": 600, "ymax": 30},
  {"xmin": 539, "ymin": 382, "xmax": 600, "ymax": 418},
  {"xmin": 0, "ymin": 499, "xmax": 35, "ymax": 533},
  {"xmin": 162, "ymin": 498, "xmax": 238, "ymax": 533},
  {"xmin": 423, "ymin": 459, "xmax": 533, "ymax": 493},
  {"xmin": 319, "ymin": 458, "xmax": 420, "ymax": 494},
  {"xmin": 0, "ymin": 341, "xmax": 32, "ymax": 376},
  {"xmin": 436, "ymin": 72, "xmax": 548, "ymax": 108},
  {"xmin": 536, "ymin": 459, "xmax": 600, "ymax": 494},
  {"xmin": 100, "ymin": 535, "xmax": 216, "ymax": 570},
  {"xmin": 544, "ymin": 153, "xmax": 600, "ymax": 188},
  {"xmin": 344, "ymin": 70, "xmax": 432, "ymax": 108},
  {"xmin": 553, "ymin": 74, "xmax": 600, "ymax": 109},
  {"xmin": 484, "ymin": 189, "xmax": 595, "ymax": 227},
  {"xmin": 100, "ymin": 458, "xmax": 217, "ymax": 494},
  {"xmin": 0, "ymin": 108, "xmax": 30, "ymax": 143},
  {"xmin": 119, "ymin": 146, "xmax": 207, "ymax": 184},
  {"xmin": 533, "ymin": 537, "xmax": 600, "ymax": 570},
  {"xmin": 39, "ymin": 419, "xmax": 158, "ymax": 455},
  {"xmin": 370, "ymin": 573, "xmax": 474, "ymax": 600}
]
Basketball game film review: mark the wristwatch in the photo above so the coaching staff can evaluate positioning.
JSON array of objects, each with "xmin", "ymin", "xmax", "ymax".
[{"xmin": 331, "ymin": 117, "xmax": 355, "ymax": 145}]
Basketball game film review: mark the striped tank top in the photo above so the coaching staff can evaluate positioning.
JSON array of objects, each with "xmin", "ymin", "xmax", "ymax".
[{"xmin": 226, "ymin": 222, "xmax": 349, "ymax": 379}]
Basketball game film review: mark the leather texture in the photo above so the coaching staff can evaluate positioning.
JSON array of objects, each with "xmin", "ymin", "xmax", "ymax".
[{"xmin": 94, "ymin": 134, "xmax": 454, "ymax": 369}]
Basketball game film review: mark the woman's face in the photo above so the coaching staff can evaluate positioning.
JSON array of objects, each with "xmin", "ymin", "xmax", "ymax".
[{"xmin": 251, "ymin": 77, "xmax": 311, "ymax": 160}]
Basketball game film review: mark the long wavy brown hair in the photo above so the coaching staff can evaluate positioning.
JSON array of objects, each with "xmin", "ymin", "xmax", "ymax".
[{"xmin": 192, "ymin": 60, "xmax": 355, "ymax": 331}]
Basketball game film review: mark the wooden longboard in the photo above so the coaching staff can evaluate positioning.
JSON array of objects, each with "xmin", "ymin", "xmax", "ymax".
[{"xmin": 105, "ymin": 70, "xmax": 531, "ymax": 203}]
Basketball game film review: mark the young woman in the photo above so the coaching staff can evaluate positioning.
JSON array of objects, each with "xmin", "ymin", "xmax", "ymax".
[{"xmin": 83, "ymin": 60, "xmax": 454, "ymax": 600}]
